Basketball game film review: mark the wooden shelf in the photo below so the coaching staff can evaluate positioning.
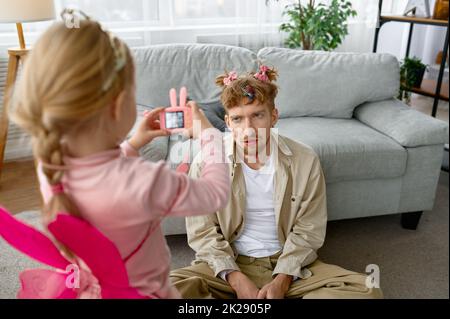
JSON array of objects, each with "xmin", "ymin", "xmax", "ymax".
[
  {"xmin": 409, "ymin": 79, "xmax": 449, "ymax": 101},
  {"xmin": 374, "ymin": 0, "xmax": 449, "ymax": 120},
  {"xmin": 380, "ymin": 15, "xmax": 448, "ymax": 26}
]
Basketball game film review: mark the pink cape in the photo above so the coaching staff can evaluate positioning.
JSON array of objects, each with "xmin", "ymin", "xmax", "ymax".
[{"xmin": 0, "ymin": 207, "xmax": 152, "ymax": 299}]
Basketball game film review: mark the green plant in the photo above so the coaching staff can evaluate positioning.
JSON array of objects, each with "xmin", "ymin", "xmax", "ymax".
[
  {"xmin": 267, "ymin": 0, "xmax": 357, "ymax": 50},
  {"xmin": 398, "ymin": 56, "xmax": 428, "ymax": 103}
]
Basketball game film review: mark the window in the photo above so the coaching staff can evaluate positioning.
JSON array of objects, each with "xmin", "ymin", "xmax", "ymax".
[
  {"xmin": 0, "ymin": 0, "xmax": 291, "ymax": 52},
  {"xmin": 173, "ymin": 0, "xmax": 238, "ymax": 19}
]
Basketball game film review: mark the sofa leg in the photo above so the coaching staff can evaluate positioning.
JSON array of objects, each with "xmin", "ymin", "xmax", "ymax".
[{"xmin": 401, "ymin": 211, "xmax": 423, "ymax": 230}]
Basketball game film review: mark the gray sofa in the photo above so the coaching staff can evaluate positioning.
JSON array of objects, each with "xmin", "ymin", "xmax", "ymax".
[{"xmin": 131, "ymin": 44, "xmax": 449, "ymax": 235}]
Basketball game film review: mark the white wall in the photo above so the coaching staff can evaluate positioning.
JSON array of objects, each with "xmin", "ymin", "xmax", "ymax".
[{"xmin": 378, "ymin": 22, "xmax": 447, "ymax": 65}]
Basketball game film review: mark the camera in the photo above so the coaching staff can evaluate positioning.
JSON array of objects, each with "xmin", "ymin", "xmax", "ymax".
[{"xmin": 159, "ymin": 87, "xmax": 192, "ymax": 133}]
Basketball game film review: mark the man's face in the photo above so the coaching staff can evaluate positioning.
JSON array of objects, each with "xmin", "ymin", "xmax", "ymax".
[{"xmin": 225, "ymin": 100, "xmax": 278, "ymax": 157}]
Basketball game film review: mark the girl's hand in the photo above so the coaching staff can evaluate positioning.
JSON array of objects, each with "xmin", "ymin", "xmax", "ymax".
[
  {"xmin": 185, "ymin": 101, "xmax": 214, "ymax": 139},
  {"xmin": 128, "ymin": 107, "xmax": 170, "ymax": 151}
]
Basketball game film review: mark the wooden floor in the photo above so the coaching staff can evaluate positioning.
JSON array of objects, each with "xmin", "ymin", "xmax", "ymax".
[
  {"xmin": 410, "ymin": 95, "xmax": 449, "ymax": 122},
  {"xmin": 0, "ymin": 160, "xmax": 41, "ymax": 214},
  {"xmin": 0, "ymin": 96, "xmax": 447, "ymax": 215}
]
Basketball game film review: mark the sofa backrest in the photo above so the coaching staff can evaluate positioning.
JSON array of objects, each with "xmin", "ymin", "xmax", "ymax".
[
  {"xmin": 133, "ymin": 44, "xmax": 257, "ymax": 108},
  {"xmin": 257, "ymin": 47, "xmax": 400, "ymax": 119}
]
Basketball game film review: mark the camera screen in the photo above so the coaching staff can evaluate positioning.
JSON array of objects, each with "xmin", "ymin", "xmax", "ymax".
[{"xmin": 165, "ymin": 111, "xmax": 185, "ymax": 129}]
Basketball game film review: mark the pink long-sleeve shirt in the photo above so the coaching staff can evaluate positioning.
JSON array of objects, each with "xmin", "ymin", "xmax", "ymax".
[{"xmin": 37, "ymin": 133, "xmax": 229, "ymax": 298}]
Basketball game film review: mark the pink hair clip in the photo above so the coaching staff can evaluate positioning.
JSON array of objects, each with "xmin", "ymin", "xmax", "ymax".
[
  {"xmin": 223, "ymin": 71, "xmax": 238, "ymax": 86},
  {"xmin": 254, "ymin": 65, "xmax": 270, "ymax": 82},
  {"xmin": 51, "ymin": 183, "xmax": 65, "ymax": 195}
]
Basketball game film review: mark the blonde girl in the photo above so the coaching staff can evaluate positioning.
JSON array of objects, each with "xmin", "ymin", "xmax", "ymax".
[{"xmin": 8, "ymin": 11, "xmax": 229, "ymax": 298}]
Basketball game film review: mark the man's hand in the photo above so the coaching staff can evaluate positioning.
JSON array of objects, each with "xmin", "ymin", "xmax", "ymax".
[
  {"xmin": 257, "ymin": 274, "xmax": 293, "ymax": 299},
  {"xmin": 129, "ymin": 107, "xmax": 170, "ymax": 150},
  {"xmin": 227, "ymin": 271, "xmax": 259, "ymax": 299}
]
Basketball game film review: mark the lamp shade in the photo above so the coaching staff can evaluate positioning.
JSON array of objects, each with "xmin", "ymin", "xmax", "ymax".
[{"xmin": 0, "ymin": 0, "xmax": 55, "ymax": 23}]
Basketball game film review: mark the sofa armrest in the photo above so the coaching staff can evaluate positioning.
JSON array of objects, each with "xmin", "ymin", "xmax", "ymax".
[{"xmin": 354, "ymin": 98, "xmax": 449, "ymax": 147}]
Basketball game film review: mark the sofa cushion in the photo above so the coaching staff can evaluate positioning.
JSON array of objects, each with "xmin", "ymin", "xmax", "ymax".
[
  {"xmin": 354, "ymin": 99, "xmax": 449, "ymax": 147},
  {"xmin": 276, "ymin": 117, "xmax": 407, "ymax": 183},
  {"xmin": 139, "ymin": 136, "xmax": 169, "ymax": 162},
  {"xmin": 257, "ymin": 47, "xmax": 400, "ymax": 119},
  {"xmin": 128, "ymin": 104, "xmax": 169, "ymax": 162},
  {"xmin": 198, "ymin": 100, "xmax": 227, "ymax": 132},
  {"xmin": 133, "ymin": 44, "xmax": 258, "ymax": 108}
]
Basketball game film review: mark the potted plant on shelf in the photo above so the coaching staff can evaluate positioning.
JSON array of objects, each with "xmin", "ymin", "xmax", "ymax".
[
  {"xmin": 398, "ymin": 56, "xmax": 428, "ymax": 104},
  {"xmin": 266, "ymin": 0, "xmax": 357, "ymax": 50}
]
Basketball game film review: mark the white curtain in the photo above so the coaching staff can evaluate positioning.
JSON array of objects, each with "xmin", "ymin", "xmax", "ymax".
[
  {"xmin": 0, "ymin": 0, "xmax": 384, "ymax": 54},
  {"xmin": 2, "ymin": 0, "xmax": 444, "ymax": 55},
  {"xmin": 229, "ymin": 0, "xmax": 289, "ymax": 51},
  {"xmin": 335, "ymin": 0, "xmax": 380, "ymax": 53}
]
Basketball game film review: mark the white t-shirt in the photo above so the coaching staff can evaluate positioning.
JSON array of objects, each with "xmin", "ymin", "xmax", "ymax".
[
  {"xmin": 233, "ymin": 153, "xmax": 282, "ymax": 258},
  {"xmin": 219, "ymin": 150, "xmax": 298, "ymax": 282}
]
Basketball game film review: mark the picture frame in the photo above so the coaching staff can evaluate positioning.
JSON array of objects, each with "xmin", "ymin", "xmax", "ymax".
[{"xmin": 403, "ymin": 0, "xmax": 431, "ymax": 18}]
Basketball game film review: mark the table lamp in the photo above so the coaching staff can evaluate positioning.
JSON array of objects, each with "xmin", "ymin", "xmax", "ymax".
[{"xmin": 0, "ymin": 0, "xmax": 55, "ymax": 179}]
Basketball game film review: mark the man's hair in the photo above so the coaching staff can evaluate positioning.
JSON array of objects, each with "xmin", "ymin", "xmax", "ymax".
[{"xmin": 215, "ymin": 67, "xmax": 278, "ymax": 111}]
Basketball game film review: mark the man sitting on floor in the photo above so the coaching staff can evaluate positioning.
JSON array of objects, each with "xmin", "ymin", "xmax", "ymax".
[{"xmin": 170, "ymin": 66, "xmax": 383, "ymax": 299}]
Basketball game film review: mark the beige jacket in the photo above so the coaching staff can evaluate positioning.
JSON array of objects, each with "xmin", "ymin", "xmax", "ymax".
[{"xmin": 186, "ymin": 132, "xmax": 327, "ymax": 279}]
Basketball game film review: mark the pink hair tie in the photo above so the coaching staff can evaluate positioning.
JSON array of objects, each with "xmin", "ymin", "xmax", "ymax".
[
  {"xmin": 223, "ymin": 71, "xmax": 238, "ymax": 86},
  {"xmin": 51, "ymin": 183, "xmax": 65, "ymax": 195},
  {"xmin": 254, "ymin": 65, "xmax": 270, "ymax": 82}
]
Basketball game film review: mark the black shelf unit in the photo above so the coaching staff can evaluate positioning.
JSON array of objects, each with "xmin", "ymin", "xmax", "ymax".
[
  {"xmin": 372, "ymin": 0, "xmax": 449, "ymax": 173},
  {"xmin": 372, "ymin": 0, "xmax": 449, "ymax": 118}
]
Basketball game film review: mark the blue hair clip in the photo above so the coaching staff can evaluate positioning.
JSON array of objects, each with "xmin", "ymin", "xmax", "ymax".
[{"xmin": 241, "ymin": 84, "xmax": 255, "ymax": 101}]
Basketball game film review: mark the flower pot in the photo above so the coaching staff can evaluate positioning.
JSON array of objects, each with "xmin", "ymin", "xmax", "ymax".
[
  {"xmin": 411, "ymin": 66, "xmax": 426, "ymax": 88},
  {"xmin": 433, "ymin": 0, "xmax": 449, "ymax": 20}
]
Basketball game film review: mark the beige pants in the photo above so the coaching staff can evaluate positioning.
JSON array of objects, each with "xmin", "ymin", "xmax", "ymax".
[{"xmin": 170, "ymin": 255, "xmax": 383, "ymax": 299}]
